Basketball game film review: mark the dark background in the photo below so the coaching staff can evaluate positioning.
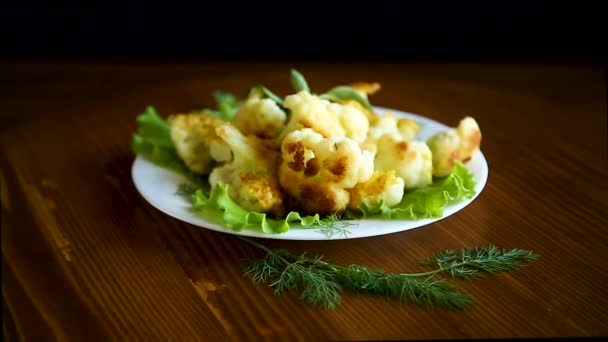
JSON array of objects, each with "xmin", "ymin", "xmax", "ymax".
[{"xmin": 0, "ymin": 1, "xmax": 606, "ymax": 62}]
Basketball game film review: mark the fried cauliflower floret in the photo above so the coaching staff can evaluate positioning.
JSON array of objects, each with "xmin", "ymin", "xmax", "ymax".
[
  {"xmin": 231, "ymin": 89, "xmax": 287, "ymax": 139},
  {"xmin": 362, "ymin": 112, "xmax": 420, "ymax": 156},
  {"xmin": 426, "ymin": 129, "xmax": 461, "ymax": 177},
  {"xmin": 375, "ymin": 135, "xmax": 433, "ymax": 190},
  {"xmin": 457, "ymin": 116, "xmax": 482, "ymax": 161},
  {"xmin": 208, "ymin": 124, "xmax": 285, "ymax": 216},
  {"xmin": 279, "ymin": 91, "xmax": 370, "ymax": 144},
  {"xmin": 326, "ymin": 102, "xmax": 370, "ymax": 143},
  {"xmin": 335, "ymin": 82, "xmax": 381, "ymax": 123},
  {"xmin": 168, "ymin": 113, "xmax": 230, "ymax": 174},
  {"xmin": 348, "ymin": 170, "xmax": 405, "ymax": 210},
  {"xmin": 367, "ymin": 112, "xmax": 420, "ymax": 142},
  {"xmin": 396, "ymin": 118, "xmax": 420, "ymax": 141},
  {"xmin": 279, "ymin": 128, "xmax": 374, "ymax": 216},
  {"xmin": 426, "ymin": 116, "xmax": 482, "ymax": 177},
  {"xmin": 338, "ymin": 99, "xmax": 377, "ymax": 123},
  {"xmin": 278, "ymin": 91, "xmax": 345, "ymax": 142}
]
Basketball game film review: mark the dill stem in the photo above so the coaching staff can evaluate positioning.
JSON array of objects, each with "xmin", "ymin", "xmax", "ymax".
[
  {"xmin": 238, "ymin": 236, "xmax": 296, "ymax": 268},
  {"xmin": 238, "ymin": 236, "xmax": 275, "ymax": 255},
  {"xmin": 407, "ymin": 261, "xmax": 472, "ymax": 278},
  {"xmin": 394, "ymin": 269, "xmax": 443, "ymax": 278},
  {"xmin": 332, "ymin": 266, "xmax": 448, "ymax": 279},
  {"xmin": 238, "ymin": 235, "xmax": 457, "ymax": 278}
]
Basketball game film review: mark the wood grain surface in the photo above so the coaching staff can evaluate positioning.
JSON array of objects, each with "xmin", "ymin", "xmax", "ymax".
[{"xmin": 2, "ymin": 60, "xmax": 607, "ymax": 341}]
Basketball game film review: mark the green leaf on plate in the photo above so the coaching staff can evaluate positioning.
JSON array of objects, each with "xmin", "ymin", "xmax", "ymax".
[
  {"xmin": 131, "ymin": 106, "xmax": 208, "ymax": 187},
  {"xmin": 320, "ymin": 85, "xmax": 372, "ymax": 109},
  {"xmin": 213, "ymin": 90, "xmax": 240, "ymax": 121},
  {"xmin": 346, "ymin": 162, "xmax": 477, "ymax": 220},
  {"xmin": 256, "ymin": 85, "xmax": 284, "ymax": 106},
  {"xmin": 191, "ymin": 184, "xmax": 322, "ymax": 234},
  {"xmin": 290, "ymin": 68, "xmax": 310, "ymax": 92}
]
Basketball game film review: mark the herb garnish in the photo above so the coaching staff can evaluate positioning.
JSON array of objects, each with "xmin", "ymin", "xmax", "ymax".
[{"xmin": 241, "ymin": 238, "xmax": 539, "ymax": 310}]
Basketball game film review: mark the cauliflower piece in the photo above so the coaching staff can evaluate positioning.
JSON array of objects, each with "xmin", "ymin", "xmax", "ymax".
[
  {"xmin": 337, "ymin": 99, "xmax": 377, "ymax": 123},
  {"xmin": 375, "ymin": 135, "xmax": 433, "ymax": 190},
  {"xmin": 208, "ymin": 124, "xmax": 285, "ymax": 216},
  {"xmin": 279, "ymin": 128, "xmax": 374, "ymax": 216},
  {"xmin": 426, "ymin": 129, "xmax": 461, "ymax": 177},
  {"xmin": 231, "ymin": 89, "xmax": 287, "ymax": 139},
  {"xmin": 367, "ymin": 111, "xmax": 420, "ymax": 142},
  {"xmin": 334, "ymin": 82, "xmax": 381, "ymax": 123},
  {"xmin": 348, "ymin": 171, "xmax": 405, "ymax": 210},
  {"xmin": 457, "ymin": 116, "xmax": 482, "ymax": 161},
  {"xmin": 362, "ymin": 112, "xmax": 420, "ymax": 155},
  {"xmin": 278, "ymin": 91, "xmax": 370, "ymax": 144},
  {"xmin": 278, "ymin": 91, "xmax": 345, "ymax": 142},
  {"xmin": 396, "ymin": 118, "xmax": 420, "ymax": 142},
  {"xmin": 168, "ymin": 113, "xmax": 230, "ymax": 174},
  {"xmin": 426, "ymin": 116, "xmax": 482, "ymax": 177},
  {"xmin": 327, "ymin": 101, "xmax": 369, "ymax": 143}
]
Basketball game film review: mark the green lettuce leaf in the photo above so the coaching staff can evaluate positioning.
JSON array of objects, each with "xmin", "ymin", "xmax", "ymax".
[
  {"xmin": 132, "ymin": 106, "xmax": 208, "ymax": 188},
  {"xmin": 213, "ymin": 90, "xmax": 240, "ymax": 121},
  {"xmin": 348, "ymin": 162, "xmax": 476, "ymax": 220},
  {"xmin": 190, "ymin": 90, "xmax": 240, "ymax": 121},
  {"xmin": 131, "ymin": 106, "xmax": 181, "ymax": 167},
  {"xmin": 191, "ymin": 184, "xmax": 322, "ymax": 234}
]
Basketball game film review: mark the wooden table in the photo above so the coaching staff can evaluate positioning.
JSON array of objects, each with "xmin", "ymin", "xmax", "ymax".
[{"xmin": 2, "ymin": 60, "xmax": 607, "ymax": 341}]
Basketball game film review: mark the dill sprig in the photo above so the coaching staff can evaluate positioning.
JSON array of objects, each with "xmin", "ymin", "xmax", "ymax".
[
  {"xmin": 241, "ymin": 237, "xmax": 539, "ymax": 310},
  {"xmin": 295, "ymin": 213, "xmax": 356, "ymax": 238},
  {"xmin": 337, "ymin": 265, "xmax": 472, "ymax": 310},
  {"xmin": 418, "ymin": 246, "xmax": 540, "ymax": 280},
  {"xmin": 243, "ymin": 240, "xmax": 342, "ymax": 309},
  {"xmin": 314, "ymin": 213, "xmax": 356, "ymax": 239}
]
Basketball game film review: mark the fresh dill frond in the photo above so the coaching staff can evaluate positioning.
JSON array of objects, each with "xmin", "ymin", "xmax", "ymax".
[
  {"xmin": 295, "ymin": 261, "xmax": 342, "ymax": 310},
  {"xmin": 419, "ymin": 249, "xmax": 460, "ymax": 266},
  {"xmin": 297, "ymin": 213, "xmax": 356, "ymax": 238},
  {"xmin": 419, "ymin": 246, "xmax": 541, "ymax": 280},
  {"xmin": 244, "ymin": 246, "xmax": 342, "ymax": 309},
  {"xmin": 239, "ymin": 237, "xmax": 539, "ymax": 311},
  {"xmin": 267, "ymin": 253, "xmax": 342, "ymax": 309},
  {"xmin": 339, "ymin": 265, "xmax": 472, "ymax": 310},
  {"xmin": 315, "ymin": 213, "xmax": 356, "ymax": 238},
  {"xmin": 399, "ymin": 278, "xmax": 472, "ymax": 310},
  {"xmin": 243, "ymin": 249, "xmax": 287, "ymax": 283}
]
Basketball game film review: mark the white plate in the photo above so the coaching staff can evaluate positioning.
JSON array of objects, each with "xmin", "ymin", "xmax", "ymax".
[{"xmin": 132, "ymin": 107, "xmax": 488, "ymax": 240}]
